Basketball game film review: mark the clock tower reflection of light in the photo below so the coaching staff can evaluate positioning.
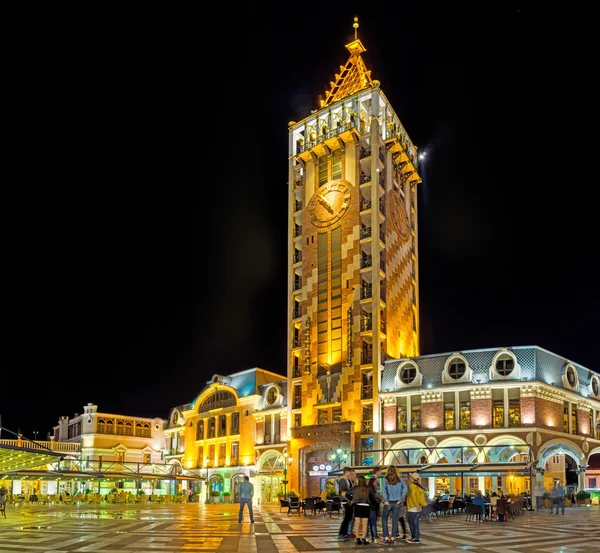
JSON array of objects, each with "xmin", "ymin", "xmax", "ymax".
[{"xmin": 286, "ymin": 16, "xmax": 422, "ymax": 478}]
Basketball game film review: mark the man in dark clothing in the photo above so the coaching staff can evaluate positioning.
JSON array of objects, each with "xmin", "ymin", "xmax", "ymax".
[{"xmin": 337, "ymin": 467, "xmax": 356, "ymax": 540}]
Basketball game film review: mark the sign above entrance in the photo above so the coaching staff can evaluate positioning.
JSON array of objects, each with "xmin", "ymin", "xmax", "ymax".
[{"xmin": 309, "ymin": 470, "xmax": 329, "ymax": 476}]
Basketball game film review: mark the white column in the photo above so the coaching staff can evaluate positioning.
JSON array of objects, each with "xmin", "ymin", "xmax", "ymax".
[{"xmin": 428, "ymin": 477, "xmax": 436, "ymax": 500}]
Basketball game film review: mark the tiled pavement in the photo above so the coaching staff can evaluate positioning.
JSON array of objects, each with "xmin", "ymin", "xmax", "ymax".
[{"xmin": 0, "ymin": 502, "xmax": 598, "ymax": 553}]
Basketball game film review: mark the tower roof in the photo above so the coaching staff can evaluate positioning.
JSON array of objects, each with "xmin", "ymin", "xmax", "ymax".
[{"xmin": 321, "ymin": 18, "xmax": 374, "ymax": 108}]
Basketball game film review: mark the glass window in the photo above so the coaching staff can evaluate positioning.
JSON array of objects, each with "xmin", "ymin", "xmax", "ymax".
[
  {"xmin": 508, "ymin": 399, "xmax": 520, "ymax": 427},
  {"xmin": 567, "ymin": 367, "xmax": 576, "ymax": 387},
  {"xmin": 444, "ymin": 403, "xmax": 455, "ymax": 430},
  {"xmin": 459, "ymin": 401, "xmax": 471, "ymax": 430},
  {"xmin": 197, "ymin": 420, "xmax": 204, "ymax": 440},
  {"xmin": 592, "ymin": 379, "xmax": 599, "ymax": 396},
  {"xmin": 448, "ymin": 359, "xmax": 465, "ymax": 379},
  {"xmin": 495, "ymin": 355, "xmax": 514, "ymax": 376},
  {"xmin": 267, "ymin": 386, "xmax": 278, "ymax": 405},
  {"xmin": 400, "ymin": 364, "xmax": 417, "ymax": 384},
  {"xmin": 231, "ymin": 442, "xmax": 239, "ymax": 462},
  {"xmin": 563, "ymin": 402, "xmax": 569, "ymax": 432},
  {"xmin": 332, "ymin": 150, "xmax": 342, "ymax": 180},
  {"xmin": 318, "ymin": 154, "xmax": 328, "ymax": 185},
  {"xmin": 294, "ymin": 413, "xmax": 302, "ymax": 427},
  {"xmin": 318, "ymin": 409, "xmax": 329, "ymax": 425},
  {"xmin": 493, "ymin": 400, "xmax": 504, "ymax": 428},
  {"xmin": 571, "ymin": 405, "xmax": 577, "ymax": 434},
  {"xmin": 332, "ymin": 406, "xmax": 342, "ymax": 423},
  {"xmin": 231, "ymin": 412, "xmax": 239, "ymax": 434},
  {"xmin": 397, "ymin": 402, "xmax": 407, "ymax": 432},
  {"xmin": 411, "ymin": 402, "xmax": 421, "ymax": 432}
]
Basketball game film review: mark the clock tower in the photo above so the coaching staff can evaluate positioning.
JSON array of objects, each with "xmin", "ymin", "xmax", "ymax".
[{"xmin": 286, "ymin": 19, "xmax": 421, "ymax": 491}]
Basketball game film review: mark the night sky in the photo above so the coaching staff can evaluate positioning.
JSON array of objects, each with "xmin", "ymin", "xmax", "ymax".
[{"xmin": 6, "ymin": 2, "xmax": 597, "ymax": 439}]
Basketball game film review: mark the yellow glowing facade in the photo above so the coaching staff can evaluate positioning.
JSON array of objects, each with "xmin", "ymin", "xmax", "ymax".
[{"xmin": 286, "ymin": 20, "xmax": 421, "ymax": 463}]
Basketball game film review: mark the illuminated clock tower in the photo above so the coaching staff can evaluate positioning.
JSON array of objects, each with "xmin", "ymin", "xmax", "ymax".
[{"xmin": 286, "ymin": 19, "xmax": 422, "ymax": 489}]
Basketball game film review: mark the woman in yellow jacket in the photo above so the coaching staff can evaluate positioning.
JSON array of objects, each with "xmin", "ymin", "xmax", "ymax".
[{"xmin": 405, "ymin": 473, "xmax": 428, "ymax": 544}]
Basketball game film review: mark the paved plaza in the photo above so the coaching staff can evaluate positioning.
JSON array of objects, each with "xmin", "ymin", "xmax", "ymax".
[{"xmin": 0, "ymin": 502, "xmax": 598, "ymax": 553}]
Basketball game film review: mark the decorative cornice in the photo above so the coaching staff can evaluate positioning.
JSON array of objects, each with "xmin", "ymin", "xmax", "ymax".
[
  {"xmin": 381, "ymin": 396, "xmax": 396, "ymax": 406},
  {"xmin": 577, "ymin": 400, "xmax": 592, "ymax": 410},
  {"xmin": 521, "ymin": 384, "xmax": 564, "ymax": 404},
  {"xmin": 253, "ymin": 415, "xmax": 265, "ymax": 423},
  {"xmin": 421, "ymin": 391, "xmax": 442, "ymax": 403},
  {"xmin": 471, "ymin": 387, "xmax": 492, "ymax": 399}
]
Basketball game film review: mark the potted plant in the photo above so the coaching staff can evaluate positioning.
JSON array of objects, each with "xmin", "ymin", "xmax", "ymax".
[
  {"xmin": 576, "ymin": 490, "xmax": 591, "ymax": 505},
  {"xmin": 223, "ymin": 491, "xmax": 231, "ymax": 503},
  {"xmin": 210, "ymin": 490, "xmax": 221, "ymax": 503},
  {"xmin": 287, "ymin": 490, "xmax": 299, "ymax": 499}
]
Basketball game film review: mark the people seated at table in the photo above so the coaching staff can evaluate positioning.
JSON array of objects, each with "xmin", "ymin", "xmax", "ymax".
[{"xmin": 473, "ymin": 490, "xmax": 487, "ymax": 517}]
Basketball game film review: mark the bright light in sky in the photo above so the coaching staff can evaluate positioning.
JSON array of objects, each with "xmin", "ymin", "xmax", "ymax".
[{"xmin": 419, "ymin": 152, "xmax": 427, "ymax": 160}]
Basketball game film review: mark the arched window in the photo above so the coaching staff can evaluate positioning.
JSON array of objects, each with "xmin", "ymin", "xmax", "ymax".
[{"xmin": 489, "ymin": 349, "xmax": 521, "ymax": 380}]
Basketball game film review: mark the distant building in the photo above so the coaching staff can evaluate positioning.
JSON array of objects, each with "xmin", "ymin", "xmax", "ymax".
[{"xmin": 166, "ymin": 368, "xmax": 288, "ymax": 504}]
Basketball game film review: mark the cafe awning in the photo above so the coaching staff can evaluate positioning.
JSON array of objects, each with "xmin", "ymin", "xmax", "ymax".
[
  {"xmin": 0, "ymin": 443, "xmax": 64, "ymax": 474},
  {"xmin": 329, "ymin": 462, "xmax": 531, "ymax": 478},
  {"xmin": 1, "ymin": 469, "xmax": 205, "ymax": 481}
]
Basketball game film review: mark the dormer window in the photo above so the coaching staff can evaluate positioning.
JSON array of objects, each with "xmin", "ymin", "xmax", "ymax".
[
  {"xmin": 395, "ymin": 361, "xmax": 423, "ymax": 388},
  {"xmin": 562, "ymin": 363, "xmax": 579, "ymax": 391},
  {"xmin": 267, "ymin": 386, "xmax": 278, "ymax": 406},
  {"xmin": 489, "ymin": 349, "xmax": 521, "ymax": 380},
  {"xmin": 448, "ymin": 359, "xmax": 466, "ymax": 380},
  {"xmin": 590, "ymin": 374, "xmax": 600, "ymax": 398},
  {"xmin": 442, "ymin": 354, "xmax": 472, "ymax": 384}
]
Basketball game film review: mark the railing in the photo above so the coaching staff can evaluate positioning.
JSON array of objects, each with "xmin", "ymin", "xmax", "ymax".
[
  {"xmin": 293, "ymin": 279, "xmax": 302, "ymax": 291},
  {"xmin": 293, "ymin": 366, "xmax": 302, "ymax": 378},
  {"xmin": 294, "ymin": 251, "xmax": 302, "ymax": 263},
  {"xmin": 360, "ymin": 198, "xmax": 371, "ymax": 211},
  {"xmin": 293, "ymin": 397, "xmax": 302, "ymax": 409},
  {"xmin": 218, "ymin": 458, "xmax": 226, "ymax": 467},
  {"xmin": 361, "ymin": 255, "xmax": 372, "ymax": 269},
  {"xmin": 361, "ymin": 319, "xmax": 372, "ymax": 332},
  {"xmin": 380, "ymin": 227, "xmax": 385, "ymax": 242},
  {"xmin": 293, "ymin": 307, "xmax": 302, "ymax": 319},
  {"xmin": 360, "ymin": 173, "xmax": 371, "ymax": 184},
  {"xmin": 230, "ymin": 427, "xmax": 239, "ymax": 435},
  {"xmin": 53, "ymin": 459, "xmax": 203, "ymax": 479},
  {"xmin": 362, "ymin": 384, "xmax": 373, "ymax": 399},
  {"xmin": 361, "ymin": 286, "xmax": 372, "ymax": 300},
  {"xmin": 380, "ymin": 319, "xmax": 386, "ymax": 334},
  {"xmin": 293, "ymin": 226, "xmax": 302, "ymax": 238},
  {"xmin": 360, "ymin": 147, "xmax": 372, "ymax": 159},
  {"xmin": 360, "ymin": 226, "xmax": 372, "ymax": 239},
  {"xmin": 298, "ymin": 120, "xmax": 361, "ymax": 153},
  {"xmin": 361, "ymin": 420, "xmax": 374, "ymax": 433},
  {"xmin": 0, "ymin": 439, "xmax": 80, "ymax": 453},
  {"xmin": 294, "ymin": 177, "xmax": 303, "ymax": 189},
  {"xmin": 361, "ymin": 352, "xmax": 373, "ymax": 364},
  {"xmin": 230, "ymin": 457, "xmax": 239, "ymax": 466},
  {"xmin": 379, "ymin": 197, "xmax": 386, "ymax": 215},
  {"xmin": 207, "ymin": 430, "xmax": 215, "ymax": 438},
  {"xmin": 294, "ymin": 200, "xmax": 302, "ymax": 213}
]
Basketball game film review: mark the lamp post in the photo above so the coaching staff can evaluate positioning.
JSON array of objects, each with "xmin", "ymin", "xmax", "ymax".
[
  {"xmin": 33, "ymin": 430, "xmax": 39, "ymax": 441},
  {"xmin": 204, "ymin": 457, "xmax": 210, "ymax": 503},
  {"xmin": 331, "ymin": 447, "xmax": 349, "ymax": 469},
  {"xmin": 282, "ymin": 452, "xmax": 293, "ymax": 498}
]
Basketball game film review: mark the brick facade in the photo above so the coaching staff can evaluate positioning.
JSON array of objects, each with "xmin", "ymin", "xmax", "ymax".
[
  {"xmin": 422, "ymin": 401, "xmax": 443, "ymax": 431},
  {"xmin": 534, "ymin": 397, "xmax": 563, "ymax": 430},
  {"xmin": 577, "ymin": 408, "xmax": 591, "ymax": 436},
  {"xmin": 383, "ymin": 404, "xmax": 396, "ymax": 432},
  {"xmin": 471, "ymin": 398, "xmax": 492, "ymax": 428}
]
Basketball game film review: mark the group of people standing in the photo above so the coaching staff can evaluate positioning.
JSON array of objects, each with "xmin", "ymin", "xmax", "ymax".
[{"xmin": 337, "ymin": 466, "xmax": 428, "ymax": 545}]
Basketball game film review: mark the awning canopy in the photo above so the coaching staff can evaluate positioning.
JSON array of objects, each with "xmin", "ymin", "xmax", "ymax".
[
  {"xmin": 0, "ymin": 443, "xmax": 64, "ymax": 473},
  {"xmin": 1, "ymin": 469, "xmax": 205, "ymax": 482},
  {"xmin": 329, "ymin": 462, "xmax": 531, "ymax": 478}
]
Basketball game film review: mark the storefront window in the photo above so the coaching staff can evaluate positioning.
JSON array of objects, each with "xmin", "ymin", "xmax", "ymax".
[{"xmin": 493, "ymin": 400, "xmax": 504, "ymax": 428}]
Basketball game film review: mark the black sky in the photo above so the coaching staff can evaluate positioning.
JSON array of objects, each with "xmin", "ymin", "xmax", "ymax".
[{"xmin": 7, "ymin": 2, "xmax": 597, "ymax": 438}]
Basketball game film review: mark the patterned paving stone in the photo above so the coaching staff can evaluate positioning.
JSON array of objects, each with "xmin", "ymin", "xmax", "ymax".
[{"xmin": 0, "ymin": 503, "xmax": 597, "ymax": 553}]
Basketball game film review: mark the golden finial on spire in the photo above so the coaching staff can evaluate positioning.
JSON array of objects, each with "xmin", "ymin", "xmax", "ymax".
[{"xmin": 353, "ymin": 16, "xmax": 359, "ymax": 40}]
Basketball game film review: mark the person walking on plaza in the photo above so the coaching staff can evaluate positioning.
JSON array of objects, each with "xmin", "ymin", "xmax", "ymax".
[
  {"xmin": 550, "ymin": 481, "xmax": 565, "ymax": 515},
  {"xmin": 405, "ymin": 473, "xmax": 428, "ymax": 544},
  {"xmin": 534, "ymin": 483, "xmax": 546, "ymax": 512},
  {"xmin": 337, "ymin": 467, "xmax": 356, "ymax": 540},
  {"xmin": 350, "ymin": 474, "xmax": 373, "ymax": 545},
  {"xmin": 237, "ymin": 476, "xmax": 254, "ymax": 523},
  {"xmin": 380, "ymin": 465, "xmax": 408, "ymax": 545},
  {"xmin": 367, "ymin": 467, "xmax": 383, "ymax": 542}
]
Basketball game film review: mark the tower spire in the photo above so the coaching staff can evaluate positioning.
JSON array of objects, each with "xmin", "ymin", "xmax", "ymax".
[{"xmin": 320, "ymin": 17, "xmax": 373, "ymax": 107}]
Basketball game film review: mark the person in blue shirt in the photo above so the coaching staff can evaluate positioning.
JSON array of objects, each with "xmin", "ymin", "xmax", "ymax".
[
  {"xmin": 473, "ymin": 490, "xmax": 487, "ymax": 519},
  {"xmin": 380, "ymin": 465, "xmax": 408, "ymax": 545},
  {"xmin": 237, "ymin": 476, "xmax": 254, "ymax": 523}
]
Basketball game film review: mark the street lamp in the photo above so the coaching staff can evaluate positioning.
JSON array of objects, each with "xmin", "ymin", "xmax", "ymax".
[
  {"xmin": 282, "ymin": 452, "xmax": 293, "ymax": 498},
  {"xmin": 33, "ymin": 430, "xmax": 39, "ymax": 441},
  {"xmin": 204, "ymin": 457, "xmax": 210, "ymax": 503}
]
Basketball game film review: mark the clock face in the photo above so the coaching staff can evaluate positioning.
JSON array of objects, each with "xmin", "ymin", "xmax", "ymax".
[
  {"xmin": 308, "ymin": 180, "xmax": 351, "ymax": 228},
  {"xmin": 388, "ymin": 189, "xmax": 411, "ymax": 243}
]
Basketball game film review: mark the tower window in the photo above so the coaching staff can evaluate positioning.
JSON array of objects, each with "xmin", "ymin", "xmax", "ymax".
[
  {"xmin": 448, "ymin": 360, "xmax": 466, "ymax": 380},
  {"xmin": 496, "ymin": 356, "xmax": 514, "ymax": 376}
]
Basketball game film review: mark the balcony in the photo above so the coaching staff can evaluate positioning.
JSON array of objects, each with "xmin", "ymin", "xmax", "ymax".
[
  {"xmin": 360, "ymin": 226, "xmax": 372, "ymax": 239},
  {"xmin": 218, "ymin": 458, "xmax": 226, "ymax": 467},
  {"xmin": 294, "ymin": 251, "xmax": 302, "ymax": 264},
  {"xmin": 361, "ymin": 286, "xmax": 372, "ymax": 300},
  {"xmin": 361, "ymin": 352, "xmax": 373, "ymax": 365},
  {"xmin": 230, "ymin": 457, "xmax": 239, "ymax": 466},
  {"xmin": 360, "ymin": 147, "xmax": 372, "ymax": 159},
  {"xmin": 294, "ymin": 200, "xmax": 302, "ymax": 213},
  {"xmin": 361, "ymin": 255, "xmax": 372, "ymax": 269},
  {"xmin": 360, "ymin": 197, "xmax": 372, "ymax": 211},
  {"xmin": 293, "ymin": 306, "xmax": 302, "ymax": 319},
  {"xmin": 361, "ymin": 319, "xmax": 373, "ymax": 332},
  {"xmin": 360, "ymin": 172, "xmax": 371, "ymax": 184},
  {"xmin": 230, "ymin": 426, "xmax": 239, "ymax": 435},
  {"xmin": 207, "ymin": 430, "xmax": 215, "ymax": 438},
  {"xmin": 362, "ymin": 420, "xmax": 374, "ymax": 433},
  {"xmin": 293, "ymin": 336, "xmax": 302, "ymax": 348},
  {"xmin": 293, "ymin": 397, "xmax": 302, "ymax": 409},
  {"xmin": 362, "ymin": 384, "xmax": 373, "ymax": 399},
  {"xmin": 293, "ymin": 366, "xmax": 302, "ymax": 378},
  {"xmin": 298, "ymin": 119, "xmax": 361, "ymax": 154},
  {"xmin": 293, "ymin": 225, "xmax": 302, "ymax": 238}
]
